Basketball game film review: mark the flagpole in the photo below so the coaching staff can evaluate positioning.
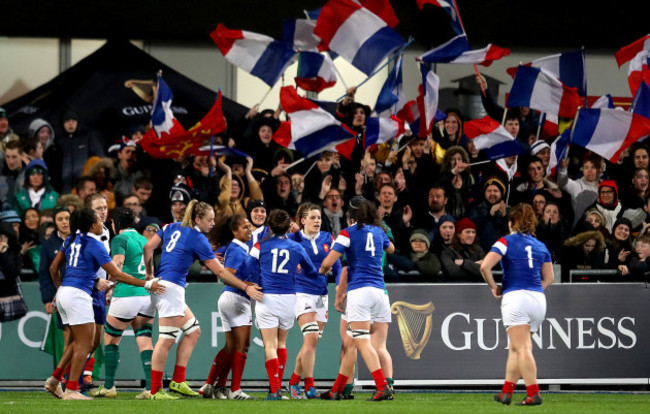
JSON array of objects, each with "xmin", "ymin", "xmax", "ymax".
[
  {"xmin": 582, "ymin": 46, "xmax": 588, "ymax": 108},
  {"xmin": 285, "ymin": 157, "xmax": 307, "ymax": 170},
  {"xmin": 535, "ymin": 113, "xmax": 545, "ymax": 142},
  {"xmin": 209, "ymin": 136, "xmax": 215, "ymax": 179},
  {"xmin": 501, "ymin": 107, "xmax": 508, "ymax": 125},
  {"xmin": 302, "ymin": 159, "xmax": 319, "ymax": 179},
  {"xmin": 469, "ymin": 159, "xmax": 492, "ymax": 166},
  {"xmin": 332, "ymin": 60, "xmax": 350, "ymax": 91},
  {"xmin": 336, "ymin": 37, "xmax": 415, "ymax": 102},
  {"xmin": 258, "ymin": 86, "xmax": 274, "ymax": 107}
]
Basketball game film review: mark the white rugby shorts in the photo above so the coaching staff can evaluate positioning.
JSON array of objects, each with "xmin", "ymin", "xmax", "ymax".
[
  {"xmin": 56, "ymin": 286, "xmax": 94, "ymax": 326},
  {"xmin": 501, "ymin": 289, "xmax": 546, "ymax": 333},
  {"xmin": 109, "ymin": 295, "xmax": 155, "ymax": 320},
  {"xmin": 151, "ymin": 280, "xmax": 186, "ymax": 318},
  {"xmin": 218, "ymin": 291, "xmax": 252, "ymax": 331},
  {"xmin": 346, "ymin": 287, "xmax": 391, "ymax": 324},
  {"xmin": 295, "ymin": 293, "xmax": 329, "ymax": 323},
  {"xmin": 255, "ymin": 293, "xmax": 296, "ymax": 330}
]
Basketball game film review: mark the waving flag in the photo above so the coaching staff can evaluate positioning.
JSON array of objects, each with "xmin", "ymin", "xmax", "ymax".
[
  {"xmin": 615, "ymin": 34, "xmax": 650, "ymax": 67},
  {"xmin": 142, "ymin": 91, "xmax": 228, "ymax": 159},
  {"xmin": 295, "ymin": 52, "xmax": 337, "ymax": 93},
  {"xmin": 464, "ymin": 116, "xmax": 524, "ymax": 160},
  {"xmin": 352, "ymin": 0, "xmax": 399, "ymax": 28},
  {"xmin": 397, "ymin": 99, "xmax": 422, "ymax": 136},
  {"xmin": 365, "ymin": 116, "xmax": 405, "ymax": 147},
  {"xmin": 150, "ymin": 77, "xmax": 185, "ymax": 139},
  {"xmin": 195, "ymin": 145, "xmax": 251, "ymax": 159},
  {"xmin": 571, "ymin": 110, "xmax": 650, "ymax": 163},
  {"xmin": 282, "ymin": 18, "xmax": 321, "ymax": 51},
  {"xmin": 508, "ymin": 66, "xmax": 581, "ymax": 118},
  {"xmin": 273, "ymin": 86, "xmax": 355, "ymax": 157},
  {"xmin": 416, "ymin": 0, "xmax": 465, "ymax": 35},
  {"xmin": 506, "ymin": 50, "xmax": 586, "ymax": 96},
  {"xmin": 374, "ymin": 55, "xmax": 404, "ymax": 114},
  {"xmin": 314, "ymin": 0, "xmax": 405, "ymax": 75},
  {"xmin": 548, "ymin": 128, "xmax": 571, "ymax": 176},
  {"xmin": 418, "ymin": 34, "xmax": 470, "ymax": 63},
  {"xmin": 211, "ymin": 24, "xmax": 296, "ymax": 87},
  {"xmin": 627, "ymin": 50, "xmax": 650, "ymax": 96},
  {"xmin": 419, "ymin": 63, "xmax": 440, "ymax": 135},
  {"xmin": 591, "ymin": 94, "xmax": 614, "ymax": 109}
]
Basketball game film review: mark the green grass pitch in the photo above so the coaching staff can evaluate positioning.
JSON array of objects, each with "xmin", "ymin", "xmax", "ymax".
[{"xmin": 1, "ymin": 391, "xmax": 650, "ymax": 414}]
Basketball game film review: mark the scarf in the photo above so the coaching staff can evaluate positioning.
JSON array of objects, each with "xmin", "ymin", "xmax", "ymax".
[
  {"xmin": 324, "ymin": 209, "xmax": 344, "ymax": 236},
  {"xmin": 28, "ymin": 187, "xmax": 46, "ymax": 208}
]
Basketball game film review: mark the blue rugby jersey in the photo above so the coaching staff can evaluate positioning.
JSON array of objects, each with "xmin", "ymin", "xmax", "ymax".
[
  {"xmin": 59, "ymin": 233, "xmax": 112, "ymax": 295},
  {"xmin": 222, "ymin": 239, "xmax": 260, "ymax": 298},
  {"xmin": 250, "ymin": 235, "xmax": 318, "ymax": 294},
  {"xmin": 289, "ymin": 230, "xmax": 342, "ymax": 295},
  {"xmin": 155, "ymin": 222, "xmax": 216, "ymax": 288},
  {"xmin": 490, "ymin": 233, "xmax": 551, "ymax": 295},
  {"xmin": 332, "ymin": 224, "xmax": 390, "ymax": 291}
]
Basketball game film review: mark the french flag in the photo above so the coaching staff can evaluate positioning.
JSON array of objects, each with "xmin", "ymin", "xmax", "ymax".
[
  {"xmin": 627, "ymin": 50, "xmax": 650, "ymax": 96},
  {"xmin": 273, "ymin": 86, "xmax": 355, "ymax": 157},
  {"xmin": 419, "ymin": 63, "xmax": 440, "ymax": 135},
  {"xmin": 150, "ymin": 76, "xmax": 185, "ymax": 139},
  {"xmin": 416, "ymin": 0, "xmax": 465, "ymax": 36},
  {"xmin": 419, "ymin": 35, "xmax": 509, "ymax": 66},
  {"xmin": 314, "ymin": 0, "xmax": 405, "ymax": 75},
  {"xmin": 464, "ymin": 116, "xmax": 524, "ymax": 160},
  {"xmin": 571, "ymin": 110, "xmax": 650, "ymax": 163},
  {"xmin": 548, "ymin": 128, "xmax": 571, "ymax": 176},
  {"xmin": 294, "ymin": 51, "xmax": 337, "ymax": 93},
  {"xmin": 507, "ymin": 66, "xmax": 581, "ymax": 118},
  {"xmin": 397, "ymin": 99, "xmax": 422, "ymax": 136},
  {"xmin": 591, "ymin": 94, "xmax": 614, "ymax": 109},
  {"xmin": 195, "ymin": 145, "xmax": 250, "ymax": 159},
  {"xmin": 211, "ymin": 23, "xmax": 296, "ymax": 87},
  {"xmin": 506, "ymin": 50, "xmax": 586, "ymax": 96},
  {"xmin": 282, "ymin": 18, "xmax": 321, "ymax": 52},
  {"xmin": 615, "ymin": 34, "xmax": 650, "ymax": 67},
  {"xmin": 374, "ymin": 54, "xmax": 404, "ymax": 115},
  {"xmin": 364, "ymin": 116, "xmax": 405, "ymax": 147}
]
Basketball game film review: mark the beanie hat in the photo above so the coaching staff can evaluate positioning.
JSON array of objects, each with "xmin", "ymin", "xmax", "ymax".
[
  {"xmin": 483, "ymin": 176, "xmax": 506, "ymax": 197},
  {"xmin": 438, "ymin": 214, "xmax": 456, "ymax": 228},
  {"xmin": 613, "ymin": 217, "xmax": 632, "ymax": 233},
  {"xmin": 530, "ymin": 140, "xmax": 551, "ymax": 156},
  {"xmin": 0, "ymin": 210, "xmax": 21, "ymax": 223},
  {"xmin": 409, "ymin": 229, "xmax": 431, "ymax": 248},
  {"xmin": 598, "ymin": 180, "xmax": 618, "ymax": 207},
  {"xmin": 169, "ymin": 183, "xmax": 192, "ymax": 206},
  {"xmin": 247, "ymin": 199, "xmax": 267, "ymax": 216},
  {"xmin": 0, "ymin": 107, "xmax": 7, "ymax": 119},
  {"xmin": 456, "ymin": 217, "xmax": 476, "ymax": 235}
]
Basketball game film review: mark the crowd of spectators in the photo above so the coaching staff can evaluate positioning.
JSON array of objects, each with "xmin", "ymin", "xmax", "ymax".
[{"xmin": 0, "ymin": 74, "xmax": 649, "ymax": 302}]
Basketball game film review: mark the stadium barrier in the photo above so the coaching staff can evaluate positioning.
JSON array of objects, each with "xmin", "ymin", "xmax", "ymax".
[{"xmin": 1, "ymin": 280, "xmax": 647, "ymax": 386}]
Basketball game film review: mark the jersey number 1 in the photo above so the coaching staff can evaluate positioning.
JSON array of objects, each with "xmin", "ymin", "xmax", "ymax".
[{"xmin": 525, "ymin": 245, "xmax": 533, "ymax": 268}]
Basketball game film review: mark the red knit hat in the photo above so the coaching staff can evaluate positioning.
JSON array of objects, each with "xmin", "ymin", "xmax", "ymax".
[{"xmin": 456, "ymin": 217, "xmax": 476, "ymax": 235}]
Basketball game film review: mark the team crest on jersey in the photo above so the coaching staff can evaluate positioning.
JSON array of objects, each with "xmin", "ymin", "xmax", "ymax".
[{"xmin": 323, "ymin": 244, "xmax": 329, "ymax": 252}]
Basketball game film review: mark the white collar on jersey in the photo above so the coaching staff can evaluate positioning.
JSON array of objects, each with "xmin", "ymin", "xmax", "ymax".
[
  {"xmin": 299, "ymin": 230, "xmax": 319, "ymax": 255},
  {"xmin": 231, "ymin": 238, "xmax": 250, "ymax": 254}
]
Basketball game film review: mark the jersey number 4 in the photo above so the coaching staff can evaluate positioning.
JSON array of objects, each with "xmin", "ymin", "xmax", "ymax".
[{"xmin": 365, "ymin": 233, "xmax": 376, "ymax": 257}]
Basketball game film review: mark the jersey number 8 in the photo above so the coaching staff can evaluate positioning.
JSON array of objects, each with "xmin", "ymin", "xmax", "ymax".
[{"xmin": 165, "ymin": 230, "xmax": 182, "ymax": 253}]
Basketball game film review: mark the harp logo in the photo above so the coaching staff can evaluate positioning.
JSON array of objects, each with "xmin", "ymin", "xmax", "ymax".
[{"xmin": 390, "ymin": 301, "xmax": 435, "ymax": 360}]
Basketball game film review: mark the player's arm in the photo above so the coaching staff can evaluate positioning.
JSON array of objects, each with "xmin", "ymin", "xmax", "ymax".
[
  {"xmin": 384, "ymin": 241, "xmax": 395, "ymax": 254},
  {"xmin": 540, "ymin": 262, "xmax": 554, "ymax": 290},
  {"xmin": 49, "ymin": 251, "xmax": 65, "ymax": 288},
  {"xmin": 143, "ymin": 233, "xmax": 162, "ymax": 280},
  {"xmin": 335, "ymin": 266, "xmax": 348, "ymax": 313},
  {"xmin": 204, "ymin": 258, "xmax": 263, "ymax": 300},
  {"xmin": 480, "ymin": 251, "xmax": 503, "ymax": 298},
  {"xmin": 112, "ymin": 254, "xmax": 125, "ymax": 272},
  {"xmin": 101, "ymin": 261, "xmax": 164, "ymax": 294},
  {"xmin": 319, "ymin": 250, "xmax": 342, "ymax": 275}
]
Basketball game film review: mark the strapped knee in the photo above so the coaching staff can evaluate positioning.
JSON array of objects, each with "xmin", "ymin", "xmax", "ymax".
[
  {"xmin": 345, "ymin": 326, "xmax": 354, "ymax": 338},
  {"xmin": 351, "ymin": 329, "xmax": 370, "ymax": 340},
  {"xmin": 135, "ymin": 323, "xmax": 153, "ymax": 338},
  {"xmin": 104, "ymin": 322, "xmax": 125, "ymax": 338},
  {"xmin": 300, "ymin": 321, "xmax": 320, "ymax": 337},
  {"xmin": 319, "ymin": 330, "xmax": 324, "ymax": 341},
  {"xmin": 159, "ymin": 325, "xmax": 182, "ymax": 340},
  {"xmin": 181, "ymin": 317, "xmax": 200, "ymax": 335}
]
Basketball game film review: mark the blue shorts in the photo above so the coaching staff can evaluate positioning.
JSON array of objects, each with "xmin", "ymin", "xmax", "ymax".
[{"xmin": 92, "ymin": 290, "xmax": 106, "ymax": 325}]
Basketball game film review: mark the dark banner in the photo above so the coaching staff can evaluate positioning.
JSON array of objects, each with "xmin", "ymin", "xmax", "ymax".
[{"xmin": 359, "ymin": 284, "xmax": 650, "ymax": 384}]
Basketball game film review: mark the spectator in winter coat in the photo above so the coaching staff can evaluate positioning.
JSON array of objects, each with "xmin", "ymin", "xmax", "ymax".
[
  {"xmin": 557, "ymin": 153, "xmax": 604, "ymax": 228},
  {"xmin": 440, "ymin": 218, "xmax": 485, "ymax": 283},
  {"xmin": 561, "ymin": 230, "xmax": 606, "ymax": 282},
  {"xmin": 579, "ymin": 180, "xmax": 623, "ymax": 234},
  {"xmin": 468, "ymin": 177, "xmax": 510, "ymax": 253}
]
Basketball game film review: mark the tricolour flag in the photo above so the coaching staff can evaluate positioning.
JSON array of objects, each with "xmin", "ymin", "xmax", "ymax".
[
  {"xmin": 273, "ymin": 86, "xmax": 355, "ymax": 157},
  {"xmin": 195, "ymin": 145, "xmax": 251, "ymax": 159},
  {"xmin": 506, "ymin": 50, "xmax": 586, "ymax": 96},
  {"xmin": 418, "ymin": 34, "xmax": 469, "ymax": 63},
  {"xmin": 571, "ymin": 109, "xmax": 650, "ymax": 163},
  {"xmin": 211, "ymin": 24, "xmax": 296, "ymax": 87},
  {"xmin": 364, "ymin": 116, "xmax": 405, "ymax": 147},
  {"xmin": 615, "ymin": 34, "xmax": 650, "ymax": 67},
  {"xmin": 351, "ymin": 0, "xmax": 399, "ymax": 28},
  {"xmin": 397, "ymin": 99, "xmax": 422, "ymax": 136},
  {"xmin": 142, "ymin": 90, "xmax": 228, "ymax": 159},
  {"xmin": 507, "ymin": 66, "xmax": 581, "ymax": 118},
  {"xmin": 548, "ymin": 128, "xmax": 571, "ymax": 176},
  {"xmin": 464, "ymin": 116, "xmax": 524, "ymax": 160},
  {"xmin": 282, "ymin": 18, "xmax": 321, "ymax": 52},
  {"xmin": 627, "ymin": 50, "xmax": 650, "ymax": 97},
  {"xmin": 419, "ymin": 35, "xmax": 509, "ymax": 66},
  {"xmin": 314, "ymin": 0, "xmax": 405, "ymax": 75},
  {"xmin": 419, "ymin": 63, "xmax": 440, "ymax": 135},
  {"xmin": 374, "ymin": 54, "xmax": 404, "ymax": 115},
  {"xmin": 416, "ymin": 0, "xmax": 465, "ymax": 35},
  {"xmin": 591, "ymin": 94, "xmax": 614, "ymax": 109},
  {"xmin": 295, "ymin": 52, "xmax": 337, "ymax": 93},
  {"xmin": 150, "ymin": 76, "xmax": 185, "ymax": 139}
]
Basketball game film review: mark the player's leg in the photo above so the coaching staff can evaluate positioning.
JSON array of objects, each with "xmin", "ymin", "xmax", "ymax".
[
  {"xmin": 63, "ymin": 322, "xmax": 96, "ymax": 400},
  {"xmin": 150, "ymin": 315, "xmax": 183, "ymax": 398},
  {"xmin": 133, "ymin": 314, "xmax": 154, "ymax": 399},
  {"xmin": 260, "ymin": 327, "xmax": 282, "ymax": 398},
  {"xmin": 169, "ymin": 306, "xmax": 201, "ymax": 396},
  {"xmin": 291, "ymin": 311, "xmax": 319, "ymax": 399},
  {"xmin": 229, "ymin": 325, "xmax": 252, "ymax": 399},
  {"xmin": 45, "ymin": 326, "xmax": 72, "ymax": 399},
  {"xmin": 92, "ymin": 314, "xmax": 130, "ymax": 397},
  {"xmin": 371, "ymin": 321, "xmax": 393, "ymax": 390},
  {"xmin": 494, "ymin": 341, "xmax": 520, "ymax": 405},
  {"xmin": 508, "ymin": 325, "xmax": 542, "ymax": 406},
  {"xmin": 321, "ymin": 316, "xmax": 356, "ymax": 400}
]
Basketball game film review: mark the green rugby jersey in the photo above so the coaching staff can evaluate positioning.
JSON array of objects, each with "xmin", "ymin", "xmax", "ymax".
[{"xmin": 111, "ymin": 229, "xmax": 149, "ymax": 297}]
